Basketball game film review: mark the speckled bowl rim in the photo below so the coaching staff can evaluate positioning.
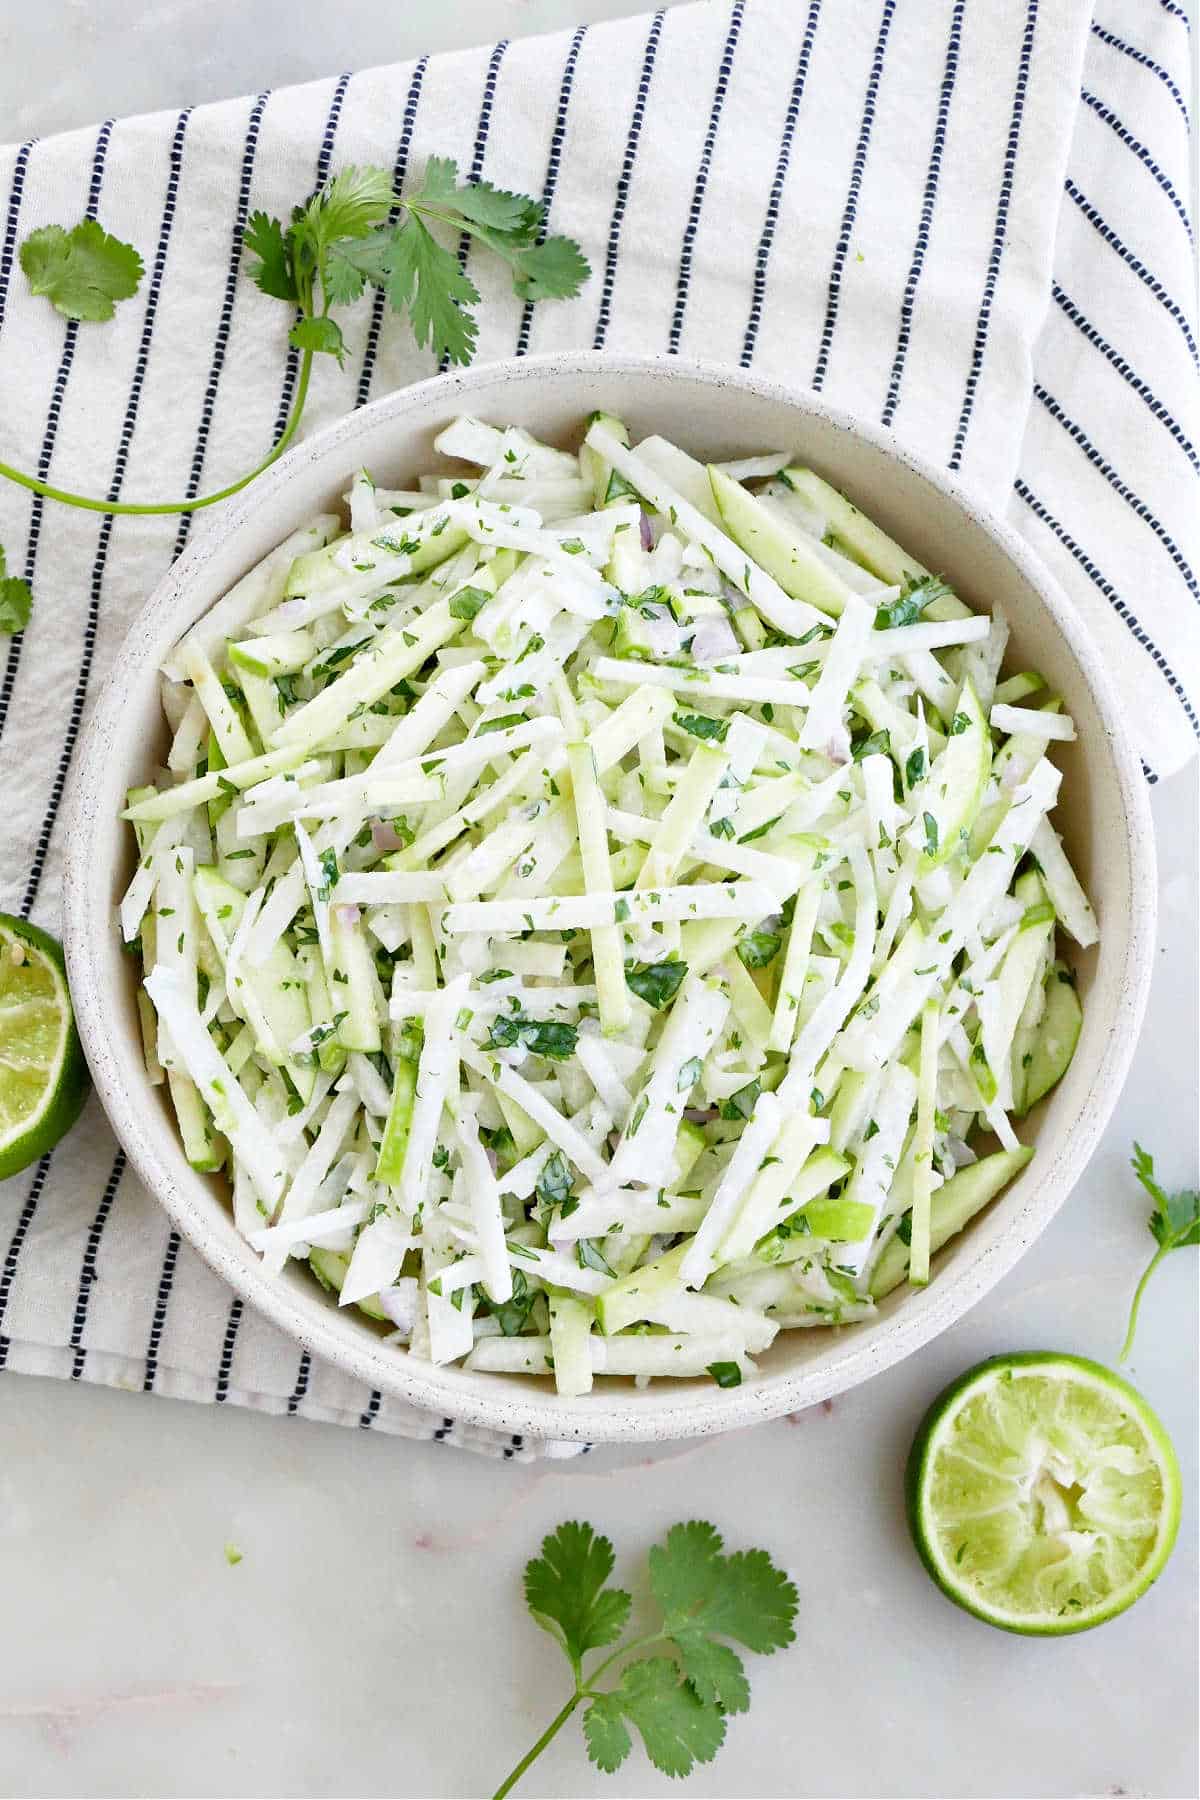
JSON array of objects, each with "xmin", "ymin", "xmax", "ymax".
[{"xmin": 62, "ymin": 352, "xmax": 1156, "ymax": 1443}]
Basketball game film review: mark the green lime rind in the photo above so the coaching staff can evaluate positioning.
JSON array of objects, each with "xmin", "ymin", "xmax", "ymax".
[
  {"xmin": 0, "ymin": 912, "xmax": 89, "ymax": 1179},
  {"xmin": 906, "ymin": 1351, "xmax": 1182, "ymax": 1636}
]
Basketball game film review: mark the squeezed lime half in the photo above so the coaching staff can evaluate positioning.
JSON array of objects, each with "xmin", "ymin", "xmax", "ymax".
[
  {"xmin": 0, "ymin": 913, "xmax": 88, "ymax": 1178},
  {"xmin": 906, "ymin": 1352, "xmax": 1181, "ymax": 1634}
]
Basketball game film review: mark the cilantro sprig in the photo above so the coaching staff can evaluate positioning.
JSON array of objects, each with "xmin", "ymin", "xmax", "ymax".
[
  {"xmin": 0, "ymin": 161, "xmax": 588, "ymax": 527},
  {"xmin": 493, "ymin": 1519, "xmax": 798, "ymax": 1798},
  {"xmin": 1119, "ymin": 1142, "xmax": 1199, "ymax": 1360}
]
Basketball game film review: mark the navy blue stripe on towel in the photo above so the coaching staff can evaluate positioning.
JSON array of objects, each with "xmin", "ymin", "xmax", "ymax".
[
  {"xmin": 0, "ymin": 1154, "xmax": 53, "ymax": 1366},
  {"xmin": 1051, "ymin": 284, "xmax": 1198, "ymax": 475},
  {"xmin": 356, "ymin": 58, "xmax": 427, "ymax": 407},
  {"xmin": 269, "ymin": 73, "xmax": 352, "ymax": 444},
  {"xmin": 1089, "ymin": 24, "xmax": 1190, "ymax": 126},
  {"xmin": 1080, "ymin": 89, "xmax": 1192, "ymax": 242},
  {"xmin": 812, "ymin": 0, "xmax": 896, "ymax": 392},
  {"xmin": 21, "ymin": 109, "xmax": 192, "ymax": 920},
  {"xmin": 214, "ymin": 1298, "xmax": 244, "ymax": 1403},
  {"xmin": 882, "ymin": 0, "xmax": 964, "ymax": 426},
  {"xmin": 948, "ymin": 0, "xmax": 1038, "ymax": 471},
  {"xmin": 1014, "ymin": 479, "xmax": 1199, "ymax": 743},
  {"xmin": 286, "ymin": 1351, "xmax": 313, "ymax": 1416},
  {"xmin": 68, "ymin": 1151, "xmax": 126, "ymax": 1380},
  {"xmin": 1034, "ymin": 384, "xmax": 1198, "ymax": 602},
  {"xmin": 169, "ymin": 93, "xmax": 269, "ymax": 561},
  {"xmin": 0, "ymin": 122, "xmax": 113, "ymax": 751},
  {"xmin": 0, "ymin": 142, "xmax": 34, "ymax": 339},
  {"xmin": 516, "ymin": 26, "xmax": 588, "ymax": 358},
  {"xmin": 593, "ymin": 10, "xmax": 664, "ymax": 350},
  {"xmin": 440, "ymin": 41, "xmax": 508, "ymax": 376},
  {"xmin": 667, "ymin": 2, "xmax": 743, "ymax": 354},
  {"xmin": 142, "ymin": 1229, "xmax": 180, "ymax": 1392},
  {"xmin": 740, "ymin": 0, "xmax": 822, "ymax": 367},
  {"xmin": 1064, "ymin": 179, "xmax": 1198, "ymax": 367}
]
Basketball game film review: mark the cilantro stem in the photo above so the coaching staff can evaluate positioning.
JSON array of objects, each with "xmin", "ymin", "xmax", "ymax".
[
  {"xmin": 0, "ymin": 348, "xmax": 313, "ymax": 516},
  {"xmin": 1119, "ymin": 1241, "xmax": 1168, "ymax": 1362},
  {"xmin": 577, "ymin": 1628, "xmax": 666, "ymax": 1689},
  {"xmin": 491, "ymin": 1630, "xmax": 666, "ymax": 1800},
  {"xmin": 491, "ymin": 1693, "xmax": 581, "ymax": 1800}
]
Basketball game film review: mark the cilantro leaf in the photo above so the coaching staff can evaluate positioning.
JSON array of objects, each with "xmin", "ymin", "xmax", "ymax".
[
  {"xmin": 524, "ymin": 1522, "xmax": 632, "ymax": 1671},
  {"xmin": 513, "ymin": 234, "xmax": 592, "ymax": 301},
  {"xmin": 721, "ymin": 1079, "xmax": 761, "ymax": 1121},
  {"xmin": 322, "ymin": 227, "xmax": 398, "ymax": 305},
  {"xmin": 410, "ymin": 156, "xmax": 542, "ymax": 238},
  {"xmin": 874, "ymin": 573, "xmax": 953, "ymax": 630},
  {"xmin": 0, "ymin": 547, "xmax": 32, "ymax": 636},
  {"xmin": 851, "ymin": 726, "xmax": 890, "ymax": 762},
  {"xmin": 297, "ymin": 164, "xmax": 395, "ymax": 252},
  {"xmin": 672, "ymin": 1635, "xmax": 750, "ymax": 1712},
  {"xmin": 386, "ymin": 215, "xmax": 480, "ymax": 366},
  {"xmin": 581, "ymin": 1692, "xmax": 634, "ymax": 1773},
  {"xmin": 404, "ymin": 155, "xmax": 589, "ymax": 309},
  {"xmin": 673, "ymin": 710, "xmax": 728, "ymax": 743},
  {"xmin": 648, "ymin": 1520, "xmax": 799, "ymax": 1657},
  {"xmin": 736, "ymin": 928, "xmax": 781, "ymax": 971},
  {"xmin": 320, "ymin": 247, "xmax": 368, "ymax": 308},
  {"xmin": 448, "ymin": 584, "xmax": 491, "ymax": 621},
  {"xmin": 536, "ymin": 1149, "xmax": 574, "ymax": 1212},
  {"xmin": 904, "ymin": 746, "xmax": 927, "ymax": 790},
  {"xmin": 1135, "ymin": 1141, "xmax": 1200, "ymax": 1247},
  {"xmin": 1121, "ymin": 1142, "xmax": 1200, "ymax": 1359},
  {"xmin": 244, "ymin": 211, "xmax": 298, "ymax": 301},
  {"xmin": 584, "ymin": 1659, "xmax": 725, "ymax": 1779},
  {"xmin": 289, "ymin": 315, "xmax": 346, "ymax": 364},
  {"xmin": 19, "ymin": 219, "xmax": 144, "ymax": 322},
  {"xmin": 487, "ymin": 1012, "xmax": 578, "ymax": 1061},
  {"xmin": 474, "ymin": 711, "xmax": 528, "ymax": 736},
  {"xmin": 482, "ymin": 1266, "xmax": 538, "ymax": 1337},
  {"xmin": 0, "ymin": 577, "xmax": 32, "ymax": 636},
  {"xmin": 625, "ymin": 958, "xmax": 687, "ymax": 1011}
]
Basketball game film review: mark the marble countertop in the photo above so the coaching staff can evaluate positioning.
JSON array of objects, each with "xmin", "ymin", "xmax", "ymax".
[{"xmin": 0, "ymin": 6, "xmax": 1196, "ymax": 1798}]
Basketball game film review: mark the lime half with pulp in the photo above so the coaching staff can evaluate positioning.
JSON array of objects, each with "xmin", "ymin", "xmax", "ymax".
[
  {"xmin": 907, "ymin": 1352, "xmax": 1181, "ymax": 1635},
  {"xmin": 0, "ymin": 913, "xmax": 89, "ymax": 1178}
]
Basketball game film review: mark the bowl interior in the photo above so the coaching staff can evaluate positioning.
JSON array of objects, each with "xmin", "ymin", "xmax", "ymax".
[{"xmin": 65, "ymin": 355, "xmax": 1154, "ymax": 1441}]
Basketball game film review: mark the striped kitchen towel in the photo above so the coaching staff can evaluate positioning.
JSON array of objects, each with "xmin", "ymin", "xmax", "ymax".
[{"xmin": 0, "ymin": 0, "xmax": 1194, "ymax": 1457}]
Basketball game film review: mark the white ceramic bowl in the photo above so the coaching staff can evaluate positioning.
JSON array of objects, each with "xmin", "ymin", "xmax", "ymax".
[{"xmin": 62, "ymin": 353, "xmax": 1155, "ymax": 1443}]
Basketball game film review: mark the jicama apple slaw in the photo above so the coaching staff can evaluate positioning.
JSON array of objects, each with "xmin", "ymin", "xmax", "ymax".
[{"xmin": 122, "ymin": 412, "xmax": 1098, "ymax": 1395}]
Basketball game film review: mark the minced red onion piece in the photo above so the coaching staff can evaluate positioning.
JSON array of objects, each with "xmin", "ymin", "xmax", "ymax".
[
  {"xmin": 826, "ymin": 725, "xmax": 853, "ymax": 765},
  {"xmin": 335, "ymin": 903, "xmax": 361, "ymax": 926},
  {"xmin": 371, "ymin": 819, "xmax": 406, "ymax": 853},
  {"xmin": 639, "ymin": 509, "xmax": 654, "ymax": 552},
  {"xmin": 691, "ymin": 619, "xmax": 740, "ymax": 664}
]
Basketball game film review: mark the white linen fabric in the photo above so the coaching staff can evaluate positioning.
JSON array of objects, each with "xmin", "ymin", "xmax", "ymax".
[{"xmin": 0, "ymin": 0, "xmax": 1193, "ymax": 1457}]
